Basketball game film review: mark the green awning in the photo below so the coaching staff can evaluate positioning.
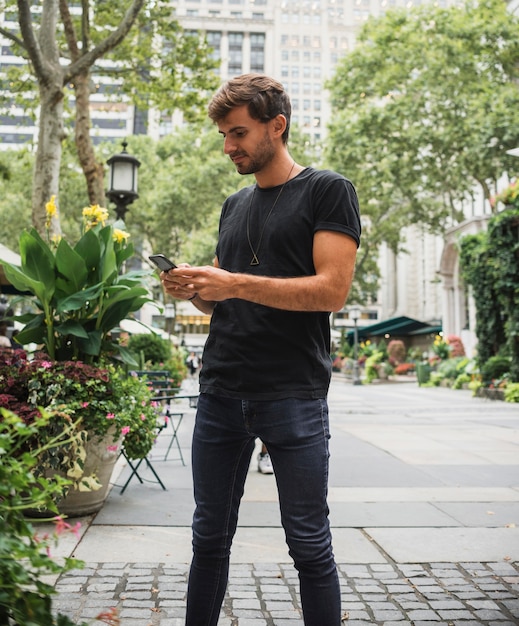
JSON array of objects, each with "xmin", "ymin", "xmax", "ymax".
[{"xmin": 347, "ymin": 316, "xmax": 441, "ymax": 342}]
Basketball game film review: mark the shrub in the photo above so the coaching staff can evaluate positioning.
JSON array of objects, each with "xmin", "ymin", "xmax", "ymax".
[
  {"xmin": 452, "ymin": 373, "xmax": 471, "ymax": 389},
  {"xmin": 504, "ymin": 382, "xmax": 519, "ymax": 403},
  {"xmin": 127, "ymin": 333, "xmax": 171, "ymax": 366},
  {"xmin": 387, "ymin": 340, "xmax": 406, "ymax": 365},
  {"xmin": 437, "ymin": 357, "xmax": 466, "ymax": 380},
  {"xmin": 365, "ymin": 351, "xmax": 384, "ymax": 383},
  {"xmin": 480, "ymin": 356, "xmax": 511, "ymax": 385}
]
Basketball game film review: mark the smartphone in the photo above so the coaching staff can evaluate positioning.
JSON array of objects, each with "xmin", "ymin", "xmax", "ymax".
[{"xmin": 148, "ymin": 254, "xmax": 177, "ymax": 271}]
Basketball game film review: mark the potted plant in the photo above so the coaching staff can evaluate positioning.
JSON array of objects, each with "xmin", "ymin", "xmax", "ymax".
[
  {"xmin": 0, "ymin": 201, "xmax": 163, "ymax": 515},
  {"xmin": 1, "ymin": 200, "xmax": 151, "ymax": 365},
  {"xmin": 0, "ymin": 347, "xmax": 161, "ymax": 515}
]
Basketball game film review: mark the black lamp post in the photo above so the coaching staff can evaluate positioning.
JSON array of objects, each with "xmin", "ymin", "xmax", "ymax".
[
  {"xmin": 350, "ymin": 306, "xmax": 362, "ymax": 386},
  {"xmin": 106, "ymin": 141, "xmax": 141, "ymax": 220}
]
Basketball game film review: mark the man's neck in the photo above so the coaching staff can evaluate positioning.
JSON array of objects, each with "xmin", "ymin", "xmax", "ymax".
[{"xmin": 255, "ymin": 153, "xmax": 300, "ymax": 189}]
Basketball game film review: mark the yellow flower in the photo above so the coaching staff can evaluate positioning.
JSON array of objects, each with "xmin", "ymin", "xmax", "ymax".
[
  {"xmin": 82, "ymin": 204, "xmax": 109, "ymax": 228},
  {"xmin": 45, "ymin": 195, "xmax": 58, "ymax": 218},
  {"xmin": 113, "ymin": 228, "xmax": 130, "ymax": 244}
]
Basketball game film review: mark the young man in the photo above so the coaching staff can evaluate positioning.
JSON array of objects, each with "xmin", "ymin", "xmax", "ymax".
[{"xmin": 161, "ymin": 73, "xmax": 361, "ymax": 626}]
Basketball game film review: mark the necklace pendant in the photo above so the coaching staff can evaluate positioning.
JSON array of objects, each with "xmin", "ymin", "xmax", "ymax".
[{"xmin": 250, "ymin": 254, "xmax": 260, "ymax": 266}]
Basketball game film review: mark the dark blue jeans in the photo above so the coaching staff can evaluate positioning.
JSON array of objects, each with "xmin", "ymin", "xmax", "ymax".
[{"xmin": 185, "ymin": 393, "xmax": 341, "ymax": 626}]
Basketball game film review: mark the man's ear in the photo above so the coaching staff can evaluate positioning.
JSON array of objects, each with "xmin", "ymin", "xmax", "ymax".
[{"xmin": 271, "ymin": 114, "xmax": 287, "ymax": 138}]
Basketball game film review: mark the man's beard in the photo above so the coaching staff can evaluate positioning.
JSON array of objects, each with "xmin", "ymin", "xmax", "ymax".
[{"xmin": 232, "ymin": 130, "xmax": 276, "ymax": 175}]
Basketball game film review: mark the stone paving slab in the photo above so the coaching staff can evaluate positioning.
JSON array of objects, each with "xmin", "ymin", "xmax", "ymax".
[{"xmin": 53, "ymin": 561, "xmax": 519, "ymax": 626}]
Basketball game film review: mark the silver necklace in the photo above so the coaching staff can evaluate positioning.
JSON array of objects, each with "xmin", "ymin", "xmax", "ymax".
[{"xmin": 246, "ymin": 162, "xmax": 296, "ymax": 266}]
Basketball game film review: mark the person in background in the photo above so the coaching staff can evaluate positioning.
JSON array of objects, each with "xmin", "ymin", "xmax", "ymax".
[
  {"xmin": 257, "ymin": 441, "xmax": 273, "ymax": 474},
  {"xmin": 0, "ymin": 321, "xmax": 11, "ymax": 348},
  {"xmin": 161, "ymin": 73, "xmax": 361, "ymax": 626}
]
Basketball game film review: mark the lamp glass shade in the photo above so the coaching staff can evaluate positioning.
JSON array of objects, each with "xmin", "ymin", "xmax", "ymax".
[{"xmin": 110, "ymin": 160, "xmax": 138, "ymax": 194}]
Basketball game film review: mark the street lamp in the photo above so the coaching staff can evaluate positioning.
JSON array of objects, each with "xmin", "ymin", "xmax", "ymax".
[
  {"xmin": 164, "ymin": 302, "xmax": 175, "ymax": 341},
  {"xmin": 350, "ymin": 306, "xmax": 362, "ymax": 385},
  {"xmin": 106, "ymin": 141, "xmax": 141, "ymax": 220}
]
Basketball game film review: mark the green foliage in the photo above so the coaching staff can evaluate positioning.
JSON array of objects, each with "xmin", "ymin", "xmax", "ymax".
[
  {"xmin": 452, "ymin": 373, "xmax": 471, "ymax": 389},
  {"xmin": 325, "ymin": 0, "xmax": 519, "ymax": 303},
  {"xmin": 364, "ymin": 351, "xmax": 384, "ymax": 383},
  {"xmin": 504, "ymin": 383, "xmax": 519, "ymax": 403},
  {"xmin": 459, "ymin": 208, "xmax": 519, "ymax": 381},
  {"xmin": 126, "ymin": 333, "xmax": 188, "ymax": 388},
  {"xmin": 0, "ymin": 349, "xmax": 161, "ymax": 467},
  {"xmin": 2, "ymin": 207, "xmax": 152, "ymax": 364},
  {"xmin": 128, "ymin": 333, "xmax": 172, "ymax": 366},
  {"xmin": 437, "ymin": 357, "xmax": 467, "ymax": 380},
  {"xmin": 480, "ymin": 356, "xmax": 511, "ymax": 386},
  {"xmin": 0, "ymin": 408, "xmax": 90, "ymax": 626}
]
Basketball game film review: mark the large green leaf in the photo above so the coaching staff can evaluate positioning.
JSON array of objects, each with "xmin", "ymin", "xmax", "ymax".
[
  {"xmin": 55, "ymin": 320, "xmax": 90, "ymax": 339},
  {"xmin": 76, "ymin": 330, "xmax": 102, "ymax": 356},
  {"xmin": 1, "ymin": 263, "xmax": 49, "ymax": 306},
  {"xmin": 19, "ymin": 230, "xmax": 55, "ymax": 298},
  {"xmin": 54, "ymin": 239, "xmax": 88, "ymax": 297},
  {"xmin": 55, "ymin": 283, "xmax": 104, "ymax": 314},
  {"xmin": 74, "ymin": 229, "xmax": 101, "ymax": 280},
  {"xmin": 14, "ymin": 324, "xmax": 46, "ymax": 346}
]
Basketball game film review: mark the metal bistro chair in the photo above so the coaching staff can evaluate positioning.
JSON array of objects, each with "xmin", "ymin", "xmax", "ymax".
[{"xmin": 119, "ymin": 370, "xmax": 183, "ymax": 494}]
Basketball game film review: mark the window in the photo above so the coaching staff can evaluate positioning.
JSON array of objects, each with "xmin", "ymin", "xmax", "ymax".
[
  {"xmin": 250, "ymin": 33, "xmax": 265, "ymax": 72},
  {"xmin": 207, "ymin": 31, "xmax": 222, "ymax": 61},
  {"xmin": 228, "ymin": 32, "xmax": 244, "ymax": 74}
]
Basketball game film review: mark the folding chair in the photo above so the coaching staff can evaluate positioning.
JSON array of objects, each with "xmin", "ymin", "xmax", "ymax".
[
  {"xmin": 158, "ymin": 395, "xmax": 185, "ymax": 464},
  {"xmin": 119, "ymin": 451, "xmax": 166, "ymax": 494},
  {"xmin": 133, "ymin": 370, "xmax": 186, "ymax": 464},
  {"xmin": 117, "ymin": 370, "xmax": 179, "ymax": 493}
]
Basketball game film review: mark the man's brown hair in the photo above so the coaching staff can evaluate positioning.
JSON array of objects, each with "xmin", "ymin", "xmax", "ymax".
[{"xmin": 208, "ymin": 74, "xmax": 291, "ymax": 144}]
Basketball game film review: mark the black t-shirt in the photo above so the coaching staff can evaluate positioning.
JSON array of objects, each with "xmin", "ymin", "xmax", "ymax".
[{"xmin": 199, "ymin": 167, "xmax": 361, "ymax": 400}]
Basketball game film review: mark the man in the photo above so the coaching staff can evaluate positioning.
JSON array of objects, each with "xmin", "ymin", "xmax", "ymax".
[{"xmin": 161, "ymin": 74, "xmax": 361, "ymax": 626}]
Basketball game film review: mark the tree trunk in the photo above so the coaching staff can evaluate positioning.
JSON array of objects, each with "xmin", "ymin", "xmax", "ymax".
[
  {"xmin": 32, "ymin": 79, "xmax": 66, "ymax": 237},
  {"xmin": 74, "ymin": 70, "xmax": 106, "ymax": 206}
]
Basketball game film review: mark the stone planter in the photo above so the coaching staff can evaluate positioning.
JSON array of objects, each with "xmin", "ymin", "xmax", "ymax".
[
  {"xmin": 476, "ymin": 387, "xmax": 505, "ymax": 401},
  {"xmin": 56, "ymin": 429, "xmax": 122, "ymax": 517},
  {"xmin": 26, "ymin": 428, "xmax": 122, "ymax": 519}
]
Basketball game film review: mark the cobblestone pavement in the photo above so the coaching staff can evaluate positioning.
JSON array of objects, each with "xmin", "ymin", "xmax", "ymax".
[{"xmin": 54, "ymin": 560, "xmax": 519, "ymax": 625}]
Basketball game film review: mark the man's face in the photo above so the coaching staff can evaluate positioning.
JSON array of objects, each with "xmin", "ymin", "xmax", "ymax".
[{"xmin": 217, "ymin": 105, "xmax": 276, "ymax": 175}]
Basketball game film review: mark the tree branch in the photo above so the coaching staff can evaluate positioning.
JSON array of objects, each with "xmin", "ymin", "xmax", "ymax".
[
  {"xmin": 63, "ymin": 0, "xmax": 146, "ymax": 83},
  {"xmin": 0, "ymin": 25, "xmax": 26, "ymax": 50},
  {"xmin": 59, "ymin": 0, "xmax": 80, "ymax": 62}
]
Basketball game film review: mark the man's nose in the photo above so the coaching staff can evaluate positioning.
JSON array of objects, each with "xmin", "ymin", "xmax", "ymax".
[{"xmin": 223, "ymin": 136, "xmax": 236, "ymax": 154}]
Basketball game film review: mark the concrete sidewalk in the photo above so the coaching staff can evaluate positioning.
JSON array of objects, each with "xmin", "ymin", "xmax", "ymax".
[{"xmin": 47, "ymin": 376, "xmax": 519, "ymax": 625}]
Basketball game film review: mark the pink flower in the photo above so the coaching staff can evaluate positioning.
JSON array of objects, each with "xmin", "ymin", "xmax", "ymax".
[
  {"xmin": 106, "ymin": 413, "xmax": 115, "ymax": 420},
  {"xmin": 54, "ymin": 516, "xmax": 82, "ymax": 540},
  {"xmin": 140, "ymin": 413, "xmax": 146, "ymax": 421},
  {"xmin": 107, "ymin": 445, "xmax": 118, "ymax": 452},
  {"xmin": 121, "ymin": 426, "xmax": 130, "ymax": 435},
  {"xmin": 82, "ymin": 401, "xmax": 89, "ymax": 408},
  {"xmin": 41, "ymin": 360, "xmax": 53, "ymax": 369}
]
